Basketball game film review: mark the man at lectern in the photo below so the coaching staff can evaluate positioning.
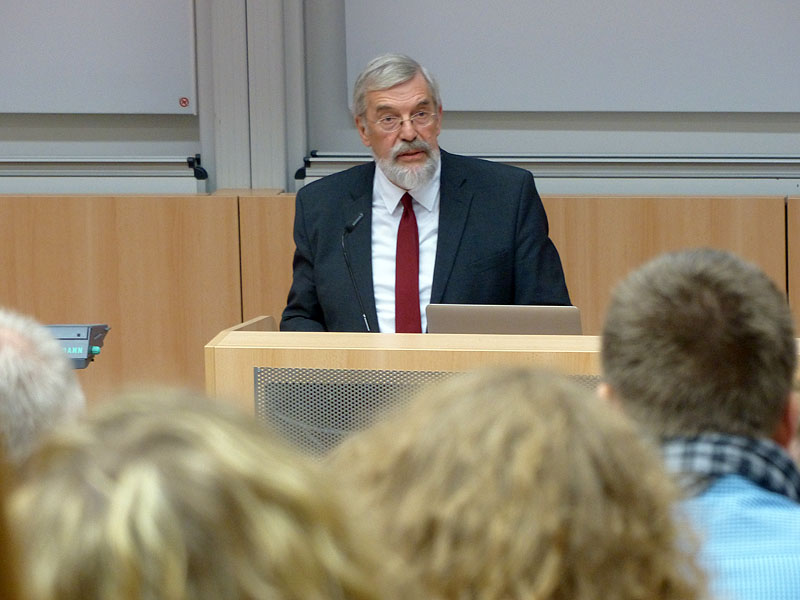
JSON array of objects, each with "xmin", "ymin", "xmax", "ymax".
[{"xmin": 281, "ymin": 53, "xmax": 569, "ymax": 333}]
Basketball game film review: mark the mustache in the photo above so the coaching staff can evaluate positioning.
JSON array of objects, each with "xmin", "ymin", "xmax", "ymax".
[{"xmin": 391, "ymin": 139, "xmax": 431, "ymax": 160}]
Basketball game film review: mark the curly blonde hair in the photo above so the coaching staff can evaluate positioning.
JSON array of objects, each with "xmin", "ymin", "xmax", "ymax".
[
  {"xmin": 327, "ymin": 367, "xmax": 706, "ymax": 600},
  {"xmin": 0, "ymin": 451, "xmax": 21, "ymax": 600},
  {"xmin": 9, "ymin": 388, "xmax": 398, "ymax": 600}
]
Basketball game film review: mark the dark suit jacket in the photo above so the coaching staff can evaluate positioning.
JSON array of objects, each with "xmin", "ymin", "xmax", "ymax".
[{"xmin": 280, "ymin": 150, "xmax": 570, "ymax": 332}]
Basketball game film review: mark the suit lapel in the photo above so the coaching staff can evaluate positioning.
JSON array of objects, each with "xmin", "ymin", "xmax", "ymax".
[
  {"xmin": 343, "ymin": 163, "xmax": 379, "ymax": 330},
  {"xmin": 431, "ymin": 151, "xmax": 473, "ymax": 304}
]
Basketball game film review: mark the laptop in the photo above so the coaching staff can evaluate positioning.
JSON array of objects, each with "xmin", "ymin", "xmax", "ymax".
[{"xmin": 426, "ymin": 304, "xmax": 582, "ymax": 335}]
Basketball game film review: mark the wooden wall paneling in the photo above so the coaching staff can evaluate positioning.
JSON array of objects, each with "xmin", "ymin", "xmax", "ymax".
[
  {"xmin": 235, "ymin": 193, "xmax": 787, "ymax": 337},
  {"xmin": 239, "ymin": 192, "xmax": 296, "ymax": 322},
  {"xmin": 543, "ymin": 196, "xmax": 787, "ymax": 335},
  {"xmin": 206, "ymin": 329, "xmax": 601, "ymax": 413},
  {"xmin": 0, "ymin": 195, "xmax": 242, "ymax": 404},
  {"xmin": 787, "ymin": 197, "xmax": 800, "ymax": 330}
]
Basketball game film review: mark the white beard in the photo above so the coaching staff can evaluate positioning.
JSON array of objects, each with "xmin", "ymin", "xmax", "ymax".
[{"xmin": 376, "ymin": 143, "xmax": 440, "ymax": 190}]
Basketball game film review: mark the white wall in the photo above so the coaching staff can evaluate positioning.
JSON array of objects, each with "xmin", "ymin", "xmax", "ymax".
[
  {"xmin": 2, "ymin": 1, "xmax": 799, "ymax": 195},
  {"xmin": 344, "ymin": 0, "xmax": 800, "ymax": 113},
  {"xmin": 305, "ymin": 0, "xmax": 800, "ymax": 194},
  {"xmin": 0, "ymin": 0, "xmax": 300, "ymax": 193}
]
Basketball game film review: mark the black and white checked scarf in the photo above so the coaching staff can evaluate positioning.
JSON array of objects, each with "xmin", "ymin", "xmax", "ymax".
[{"xmin": 662, "ymin": 433, "xmax": 800, "ymax": 502}]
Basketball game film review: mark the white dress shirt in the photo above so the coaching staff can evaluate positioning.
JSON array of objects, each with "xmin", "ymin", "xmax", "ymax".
[{"xmin": 371, "ymin": 161, "xmax": 440, "ymax": 333}]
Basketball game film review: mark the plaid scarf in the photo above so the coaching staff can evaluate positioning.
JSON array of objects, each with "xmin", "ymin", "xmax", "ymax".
[{"xmin": 662, "ymin": 433, "xmax": 800, "ymax": 502}]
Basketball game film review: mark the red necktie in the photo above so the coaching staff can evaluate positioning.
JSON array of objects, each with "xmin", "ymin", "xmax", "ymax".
[{"xmin": 395, "ymin": 192, "xmax": 421, "ymax": 333}]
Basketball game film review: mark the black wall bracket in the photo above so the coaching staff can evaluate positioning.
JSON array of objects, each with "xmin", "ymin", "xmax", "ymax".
[{"xmin": 187, "ymin": 153, "xmax": 209, "ymax": 180}]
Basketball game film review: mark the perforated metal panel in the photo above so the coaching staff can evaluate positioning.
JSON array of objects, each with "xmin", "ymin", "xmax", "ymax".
[
  {"xmin": 254, "ymin": 367, "xmax": 604, "ymax": 455},
  {"xmin": 570, "ymin": 374, "xmax": 603, "ymax": 391},
  {"xmin": 255, "ymin": 367, "xmax": 454, "ymax": 455}
]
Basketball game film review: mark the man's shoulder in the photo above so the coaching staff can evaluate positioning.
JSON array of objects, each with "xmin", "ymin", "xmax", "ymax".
[
  {"xmin": 298, "ymin": 161, "xmax": 375, "ymax": 199},
  {"xmin": 687, "ymin": 474, "xmax": 800, "ymax": 531},
  {"xmin": 441, "ymin": 150, "xmax": 531, "ymax": 182},
  {"xmin": 687, "ymin": 475, "xmax": 800, "ymax": 598}
]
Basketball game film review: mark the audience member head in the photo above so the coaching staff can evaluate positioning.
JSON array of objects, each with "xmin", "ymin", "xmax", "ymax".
[
  {"xmin": 601, "ymin": 248, "xmax": 797, "ymax": 442},
  {"xmin": 9, "ymin": 388, "xmax": 391, "ymax": 600},
  {"xmin": 791, "ymin": 382, "xmax": 800, "ymax": 464},
  {"xmin": 0, "ymin": 307, "xmax": 85, "ymax": 463},
  {"xmin": 327, "ymin": 367, "xmax": 704, "ymax": 600},
  {"xmin": 0, "ymin": 448, "xmax": 22, "ymax": 600}
]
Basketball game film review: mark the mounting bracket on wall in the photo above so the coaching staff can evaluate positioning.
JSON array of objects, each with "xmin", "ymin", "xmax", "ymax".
[{"xmin": 186, "ymin": 154, "xmax": 208, "ymax": 180}]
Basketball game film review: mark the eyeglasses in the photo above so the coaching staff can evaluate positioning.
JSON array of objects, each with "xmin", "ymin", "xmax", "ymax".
[{"xmin": 372, "ymin": 111, "xmax": 437, "ymax": 133}]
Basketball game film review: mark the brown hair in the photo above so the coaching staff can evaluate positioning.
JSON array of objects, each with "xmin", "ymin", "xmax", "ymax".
[{"xmin": 602, "ymin": 248, "xmax": 796, "ymax": 438}]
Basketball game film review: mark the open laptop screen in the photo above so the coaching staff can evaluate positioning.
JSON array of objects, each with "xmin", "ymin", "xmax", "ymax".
[{"xmin": 425, "ymin": 304, "xmax": 582, "ymax": 335}]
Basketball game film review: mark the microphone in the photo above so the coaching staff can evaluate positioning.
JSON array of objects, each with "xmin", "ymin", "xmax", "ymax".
[
  {"xmin": 344, "ymin": 212, "xmax": 363, "ymax": 235},
  {"xmin": 341, "ymin": 212, "xmax": 371, "ymax": 332}
]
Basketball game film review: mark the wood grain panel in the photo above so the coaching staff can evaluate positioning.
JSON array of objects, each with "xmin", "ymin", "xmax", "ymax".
[
  {"xmin": 0, "ymin": 195, "xmax": 242, "ymax": 404},
  {"xmin": 235, "ymin": 193, "xmax": 787, "ymax": 337},
  {"xmin": 787, "ymin": 197, "xmax": 800, "ymax": 331},
  {"xmin": 543, "ymin": 195, "xmax": 786, "ymax": 335},
  {"xmin": 206, "ymin": 329, "xmax": 601, "ymax": 413},
  {"xmin": 239, "ymin": 193, "xmax": 296, "ymax": 322}
]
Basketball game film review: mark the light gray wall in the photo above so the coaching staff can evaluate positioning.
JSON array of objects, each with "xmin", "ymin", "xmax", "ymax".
[
  {"xmin": 344, "ymin": 0, "xmax": 800, "ymax": 113},
  {"xmin": 0, "ymin": 114, "xmax": 199, "ymax": 158},
  {"xmin": 2, "ymin": 1, "xmax": 799, "ymax": 194},
  {"xmin": 306, "ymin": 0, "xmax": 800, "ymax": 158},
  {"xmin": 0, "ymin": 0, "xmax": 197, "ymax": 114},
  {"xmin": 303, "ymin": 1, "xmax": 800, "ymax": 195},
  {"xmin": 0, "ymin": 0, "xmax": 204, "ymax": 193}
]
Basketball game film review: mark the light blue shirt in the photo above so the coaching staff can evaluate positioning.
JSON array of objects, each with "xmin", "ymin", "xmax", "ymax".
[{"xmin": 683, "ymin": 474, "xmax": 800, "ymax": 600}]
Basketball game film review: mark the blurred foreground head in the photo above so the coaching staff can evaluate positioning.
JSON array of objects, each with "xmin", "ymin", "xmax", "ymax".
[
  {"xmin": 327, "ymin": 367, "xmax": 705, "ymax": 600},
  {"xmin": 0, "ymin": 449, "xmax": 21, "ymax": 600},
  {"xmin": 602, "ymin": 248, "xmax": 797, "ymax": 439},
  {"xmin": 9, "ymin": 389, "xmax": 392, "ymax": 600},
  {"xmin": 0, "ymin": 307, "xmax": 85, "ymax": 463}
]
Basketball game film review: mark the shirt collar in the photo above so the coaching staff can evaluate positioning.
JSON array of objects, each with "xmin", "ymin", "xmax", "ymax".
[
  {"xmin": 374, "ymin": 157, "xmax": 441, "ymax": 214},
  {"xmin": 662, "ymin": 433, "xmax": 800, "ymax": 502}
]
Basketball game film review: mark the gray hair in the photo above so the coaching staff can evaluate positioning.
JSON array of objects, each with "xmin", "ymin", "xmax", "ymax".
[
  {"xmin": 601, "ymin": 248, "xmax": 797, "ymax": 439},
  {"xmin": 352, "ymin": 53, "xmax": 441, "ymax": 118},
  {"xmin": 0, "ymin": 308, "xmax": 85, "ymax": 463}
]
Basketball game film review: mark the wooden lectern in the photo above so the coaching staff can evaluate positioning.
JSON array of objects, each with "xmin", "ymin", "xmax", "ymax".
[{"xmin": 205, "ymin": 317, "xmax": 601, "ymax": 454}]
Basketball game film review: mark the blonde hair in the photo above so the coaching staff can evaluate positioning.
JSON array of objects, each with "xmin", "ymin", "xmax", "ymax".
[
  {"xmin": 0, "ymin": 450, "xmax": 21, "ymax": 600},
  {"xmin": 10, "ymin": 389, "xmax": 393, "ymax": 600},
  {"xmin": 327, "ymin": 367, "xmax": 705, "ymax": 600}
]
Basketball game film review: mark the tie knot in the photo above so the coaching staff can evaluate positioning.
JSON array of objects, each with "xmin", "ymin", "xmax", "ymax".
[{"xmin": 400, "ymin": 192, "xmax": 414, "ymax": 212}]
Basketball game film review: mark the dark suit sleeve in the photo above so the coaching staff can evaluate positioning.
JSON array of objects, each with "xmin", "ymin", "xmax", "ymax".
[
  {"xmin": 280, "ymin": 191, "xmax": 327, "ymax": 331},
  {"xmin": 514, "ymin": 172, "xmax": 571, "ymax": 305}
]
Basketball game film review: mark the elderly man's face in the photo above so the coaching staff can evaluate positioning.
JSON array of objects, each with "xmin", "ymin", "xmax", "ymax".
[{"xmin": 355, "ymin": 72, "xmax": 442, "ymax": 190}]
